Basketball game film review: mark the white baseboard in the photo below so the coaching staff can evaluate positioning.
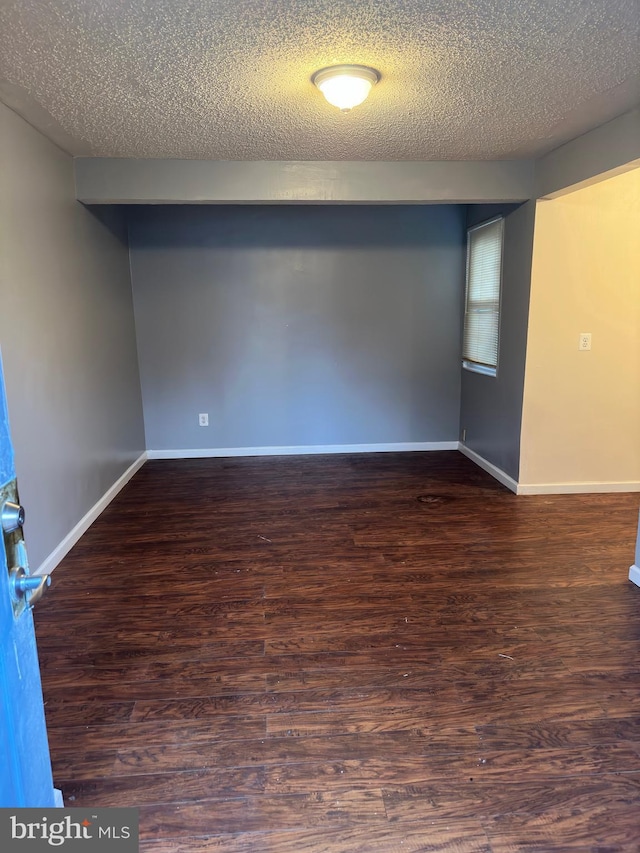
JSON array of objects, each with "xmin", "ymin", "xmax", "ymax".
[
  {"xmin": 629, "ymin": 565, "xmax": 640, "ymax": 588},
  {"xmin": 34, "ymin": 452, "xmax": 147, "ymax": 577},
  {"xmin": 517, "ymin": 481, "xmax": 640, "ymax": 495},
  {"xmin": 459, "ymin": 444, "xmax": 640, "ymax": 496},
  {"xmin": 457, "ymin": 444, "xmax": 519, "ymax": 494},
  {"xmin": 147, "ymin": 441, "xmax": 459, "ymax": 460}
]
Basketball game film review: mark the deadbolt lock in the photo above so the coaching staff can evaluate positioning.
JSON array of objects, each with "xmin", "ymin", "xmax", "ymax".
[{"xmin": 2, "ymin": 500, "xmax": 25, "ymax": 533}]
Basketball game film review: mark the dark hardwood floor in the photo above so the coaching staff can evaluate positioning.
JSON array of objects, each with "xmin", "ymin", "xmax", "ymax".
[{"xmin": 33, "ymin": 452, "xmax": 640, "ymax": 851}]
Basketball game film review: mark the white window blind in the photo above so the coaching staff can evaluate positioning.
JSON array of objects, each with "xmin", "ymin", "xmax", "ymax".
[{"xmin": 463, "ymin": 217, "xmax": 504, "ymax": 374}]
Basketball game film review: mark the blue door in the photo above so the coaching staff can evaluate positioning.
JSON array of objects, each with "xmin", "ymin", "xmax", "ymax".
[{"xmin": 0, "ymin": 350, "xmax": 56, "ymax": 806}]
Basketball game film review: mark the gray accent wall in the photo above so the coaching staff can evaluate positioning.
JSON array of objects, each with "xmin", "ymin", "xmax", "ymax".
[
  {"xmin": 129, "ymin": 205, "xmax": 465, "ymax": 452},
  {"xmin": 0, "ymin": 103, "xmax": 145, "ymax": 569},
  {"xmin": 459, "ymin": 202, "xmax": 536, "ymax": 480}
]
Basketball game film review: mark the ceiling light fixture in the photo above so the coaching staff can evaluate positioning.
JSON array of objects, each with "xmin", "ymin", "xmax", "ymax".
[{"xmin": 312, "ymin": 64, "xmax": 380, "ymax": 112}]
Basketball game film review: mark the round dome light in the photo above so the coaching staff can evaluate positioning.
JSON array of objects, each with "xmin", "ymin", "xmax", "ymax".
[{"xmin": 312, "ymin": 64, "xmax": 380, "ymax": 112}]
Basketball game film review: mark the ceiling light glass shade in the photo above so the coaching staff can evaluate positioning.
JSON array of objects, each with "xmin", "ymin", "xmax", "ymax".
[{"xmin": 312, "ymin": 65, "xmax": 380, "ymax": 111}]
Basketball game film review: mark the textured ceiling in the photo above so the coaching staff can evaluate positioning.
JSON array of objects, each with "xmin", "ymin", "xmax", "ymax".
[{"xmin": 0, "ymin": 0, "xmax": 639, "ymax": 161}]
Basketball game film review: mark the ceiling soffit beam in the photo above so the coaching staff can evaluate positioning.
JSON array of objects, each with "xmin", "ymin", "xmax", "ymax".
[
  {"xmin": 74, "ymin": 107, "xmax": 640, "ymax": 205},
  {"xmin": 535, "ymin": 107, "xmax": 640, "ymax": 199},
  {"xmin": 74, "ymin": 159, "xmax": 534, "ymax": 205}
]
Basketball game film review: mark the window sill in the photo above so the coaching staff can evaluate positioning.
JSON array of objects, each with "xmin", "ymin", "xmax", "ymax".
[{"xmin": 463, "ymin": 360, "xmax": 497, "ymax": 378}]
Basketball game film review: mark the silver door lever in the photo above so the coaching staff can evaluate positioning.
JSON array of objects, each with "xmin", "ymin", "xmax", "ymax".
[{"xmin": 10, "ymin": 567, "xmax": 51, "ymax": 608}]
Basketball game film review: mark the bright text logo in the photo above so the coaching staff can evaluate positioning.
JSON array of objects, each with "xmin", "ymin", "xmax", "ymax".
[
  {"xmin": 1, "ymin": 808, "xmax": 138, "ymax": 851},
  {"xmin": 11, "ymin": 814, "xmax": 94, "ymax": 846}
]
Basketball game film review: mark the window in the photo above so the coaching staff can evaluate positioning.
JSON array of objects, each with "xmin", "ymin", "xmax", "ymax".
[{"xmin": 462, "ymin": 216, "xmax": 504, "ymax": 376}]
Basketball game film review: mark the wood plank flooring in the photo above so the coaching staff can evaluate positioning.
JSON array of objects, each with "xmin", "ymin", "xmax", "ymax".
[{"xmin": 33, "ymin": 452, "xmax": 640, "ymax": 851}]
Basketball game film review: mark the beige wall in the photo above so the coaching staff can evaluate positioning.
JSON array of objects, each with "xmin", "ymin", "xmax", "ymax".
[{"xmin": 520, "ymin": 168, "xmax": 640, "ymax": 491}]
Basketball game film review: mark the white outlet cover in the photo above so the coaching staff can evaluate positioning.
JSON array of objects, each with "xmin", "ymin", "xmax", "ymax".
[
  {"xmin": 579, "ymin": 333, "xmax": 592, "ymax": 351},
  {"xmin": 198, "ymin": 413, "xmax": 209, "ymax": 426}
]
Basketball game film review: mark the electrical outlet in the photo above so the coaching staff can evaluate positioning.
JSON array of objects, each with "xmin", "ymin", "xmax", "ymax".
[
  {"xmin": 578, "ymin": 333, "xmax": 592, "ymax": 351},
  {"xmin": 461, "ymin": 428, "xmax": 466, "ymax": 442},
  {"xmin": 198, "ymin": 413, "xmax": 209, "ymax": 427}
]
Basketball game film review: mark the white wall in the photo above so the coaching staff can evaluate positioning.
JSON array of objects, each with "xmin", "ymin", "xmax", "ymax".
[
  {"xmin": 0, "ymin": 103, "xmax": 145, "ymax": 568},
  {"xmin": 520, "ymin": 167, "xmax": 640, "ymax": 491}
]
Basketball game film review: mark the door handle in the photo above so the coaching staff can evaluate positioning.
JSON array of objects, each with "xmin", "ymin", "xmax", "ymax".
[{"xmin": 9, "ymin": 566, "xmax": 51, "ymax": 609}]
